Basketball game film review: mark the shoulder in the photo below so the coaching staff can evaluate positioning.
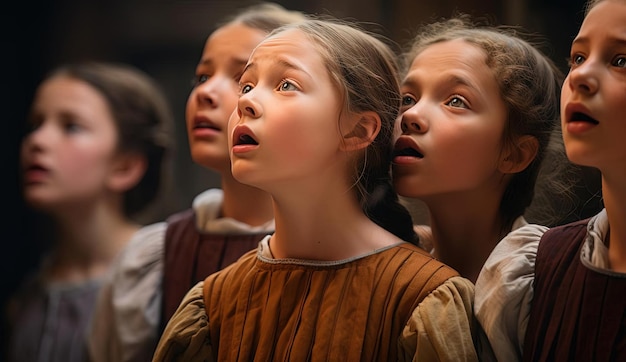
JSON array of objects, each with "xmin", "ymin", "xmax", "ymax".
[
  {"xmin": 400, "ymin": 276, "xmax": 478, "ymax": 361},
  {"xmin": 153, "ymin": 282, "xmax": 212, "ymax": 361},
  {"xmin": 473, "ymin": 223, "xmax": 547, "ymax": 362},
  {"xmin": 117, "ymin": 221, "xmax": 168, "ymax": 269}
]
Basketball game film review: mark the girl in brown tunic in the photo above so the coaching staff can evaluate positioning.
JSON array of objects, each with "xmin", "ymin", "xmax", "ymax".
[{"xmin": 153, "ymin": 18, "xmax": 477, "ymax": 361}]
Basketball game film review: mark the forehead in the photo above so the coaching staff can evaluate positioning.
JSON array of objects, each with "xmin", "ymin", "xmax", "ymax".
[
  {"xmin": 204, "ymin": 22, "xmax": 267, "ymax": 58},
  {"xmin": 581, "ymin": 0, "xmax": 626, "ymax": 33},
  {"xmin": 249, "ymin": 28, "xmax": 327, "ymax": 68},
  {"xmin": 408, "ymin": 39, "xmax": 490, "ymax": 79}
]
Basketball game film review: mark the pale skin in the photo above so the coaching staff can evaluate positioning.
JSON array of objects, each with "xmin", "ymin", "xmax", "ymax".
[
  {"xmin": 561, "ymin": 0, "xmax": 626, "ymax": 272},
  {"xmin": 393, "ymin": 39, "xmax": 536, "ymax": 281},
  {"xmin": 187, "ymin": 21, "xmax": 273, "ymax": 227},
  {"xmin": 21, "ymin": 76, "xmax": 145, "ymax": 283},
  {"xmin": 228, "ymin": 29, "xmax": 403, "ymax": 261}
]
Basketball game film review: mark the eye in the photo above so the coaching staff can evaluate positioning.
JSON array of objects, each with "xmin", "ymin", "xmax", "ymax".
[
  {"xmin": 191, "ymin": 74, "xmax": 210, "ymax": 87},
  {"xmin": 446, "ymin": 96, "xmax": 468, "ymax": 109},
  {"xmin": 569, "ymin": 54, "xmax": 585, "ymax": 68},
  {"xmin": 63, "ymin": 121, "xmax": 82, "ymax": 134},
  {"xmin": 241, "ymin": 84, "xmax": 253, "ymax": 94},
  {"xmin": 613, "ymin": 56, "xmax": 626, "ymax": 68},
  {"xmin": 400, "ymin": 95, "xmax": 416, "ymax": 111},
  {"xmin": 278, "ymin": 80, "xmax": 298, "ymax": 91}
]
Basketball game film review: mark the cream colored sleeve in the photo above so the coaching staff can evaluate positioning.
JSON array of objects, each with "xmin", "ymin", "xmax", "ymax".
[
  {"xmin": 399, "ymin": 276, "xmax": 478, "ymax": 362},
  {"xmin": 474, "ymin": 224, "xmax": 546, "ymax": 362},
  {"xmin": 88, "ymin": 222, "xmax": 167, "ymax": 362},
  {"xmin": 152, "ymin": 281, "xmax": 214, "ymax": 362}
]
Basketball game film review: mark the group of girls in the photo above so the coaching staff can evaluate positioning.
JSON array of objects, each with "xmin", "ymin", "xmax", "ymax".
[{"xmin": 9, "ymin": 0, "xmax": 625, "ymax": 360}]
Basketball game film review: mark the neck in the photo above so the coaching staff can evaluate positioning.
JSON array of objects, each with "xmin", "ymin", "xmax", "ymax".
[
  {"xmin": 268, "ymin": 182, "xmax": 398, "ymax": 261},
  {"xmin": 221, "ymin": 172, "xmax": 274, "ymax": 226},
  {"xmin": 602, "ymin": 173, "xmax": 626, "ymax": 272},
  {"xmin": 47, "ymin": 199, "xmax": 138, "ymax": 283},
  {"xmin": 425, "ymin": 193, "xmax": 507, "ymax": 282}
]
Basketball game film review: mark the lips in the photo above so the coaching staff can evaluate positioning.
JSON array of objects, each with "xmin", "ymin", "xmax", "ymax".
[
  {"xmin": 393, "ymin": 136, "xmax": 424, "ymax": 158},
  {"xmin": 232, "ymin": 125, "xmax": 258, "ymax": 147},
  {"xmin": 192, "ymin": 116, "xmax": 221, "ymax": 131},
  {"xmin": 22, "ymin": 162, "xmax": 50, "ymax": 183},
  {"xmin": 565, "ymin": 103, "xmax": 599, "ymax": 124}
]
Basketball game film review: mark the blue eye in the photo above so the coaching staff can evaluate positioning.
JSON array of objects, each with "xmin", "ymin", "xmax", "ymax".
[{"xmin": 279, "ymin": 80, "xmax": 297, "ymax": 91}]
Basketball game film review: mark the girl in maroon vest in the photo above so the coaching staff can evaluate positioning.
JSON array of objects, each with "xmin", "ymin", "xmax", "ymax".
[
  {"xmin": 476, "ymin": 0, "xmax": 626, "ymax": 360},
  {"xmin": 87, "ymin": 4, "xmax": 306, "ymax": 362}
]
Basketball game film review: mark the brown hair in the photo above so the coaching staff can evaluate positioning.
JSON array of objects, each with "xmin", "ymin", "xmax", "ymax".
[
  {"xmin": 269, "ymin": 18, "xmax": 418, "ymax": 243},
  {"xmin": 219, "ymin": 2, "xmax": 307, "ymax": 33},
  {"xmin": 403, "ymin": 15, "xmax": 569, "ymax": 230}
]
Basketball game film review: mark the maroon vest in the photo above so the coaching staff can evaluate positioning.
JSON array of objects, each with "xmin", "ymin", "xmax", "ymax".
[
  {"xmin": 523, "ymin": 218, "xmax": 626, "ymax": 361},
  {"xmin": 160, "ymin": 208, "xmax": 272, "ymax": 332}
]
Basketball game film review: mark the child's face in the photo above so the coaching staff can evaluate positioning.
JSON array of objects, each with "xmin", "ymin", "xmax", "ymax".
[
  {"xmin": 561, "ymin": 0, "xmax": 626, "ymax": 171},
  {"xmin": 186, "ymin": 22, "xmax": 266, "ymax": 173},
  {"xmin": 228, "ymin": 28, "xmax": 344, "ymax": 194},
  {"xmin": 393, "ymin": 39, "xmax": 508, "ymax": 202},
  {"xmin": 20, "ymin": 76, "xmax": 120, "ymax": 212}
]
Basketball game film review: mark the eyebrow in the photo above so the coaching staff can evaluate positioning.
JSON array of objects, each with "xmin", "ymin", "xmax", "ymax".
[
  {"xmin": 402, "ymin": 73, "xmax": 481, "ymax": 92},
  {"xmin": 573, "ymin": 36, "xmax": 626, "ymax": 47},
  {"xmin": 199, "ymin": 57, "xmax": 249, "ymax": 68},
  {"xmin": 243, "ymin": 58, "xmax": 309, "ymax": 77}
]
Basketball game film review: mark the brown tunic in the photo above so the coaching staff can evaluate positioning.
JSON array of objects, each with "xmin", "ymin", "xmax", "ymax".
[
  {"xmin": 198, "ymin": 242, "xmax": 460, "ymax": 361},
  {"xmin": 161, "ymin": 209, "xmax": 272, "ymax": 330},
  {"xmin": 523, "ymin": 218, "xmax": 626, "ymax": 361}
]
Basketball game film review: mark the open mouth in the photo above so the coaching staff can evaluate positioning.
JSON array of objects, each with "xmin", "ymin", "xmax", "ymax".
[
  {"xmin": 235, "ymin": 133, "xmax": 258, "ymax": 146},
  {"xmin": 570, "ymin": 112, "xmax": 599, "ymax": 124},
  {"xmin": 232, "ymin": 126, "xmax": 259, "ymax": 146},
  {"xmin": 393, "ymin": 137, "xmax": 423, "ymax": 158}
]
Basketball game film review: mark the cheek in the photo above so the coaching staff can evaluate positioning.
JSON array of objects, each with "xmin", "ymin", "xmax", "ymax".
[
  {"xmin": 434, "ymin": 126, "xmax": 502, "ymax": 178},
  {"xmin": 61, "ymin": 140, "xmax": 116, "ymax": 183}
]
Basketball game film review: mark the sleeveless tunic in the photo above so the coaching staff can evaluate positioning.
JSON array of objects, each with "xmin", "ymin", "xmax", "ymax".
[{"xmin": 161, "ymin": 209, "xmax": 271, "ymax": 330}]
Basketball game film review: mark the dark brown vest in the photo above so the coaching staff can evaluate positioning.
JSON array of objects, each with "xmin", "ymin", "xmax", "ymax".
[
  {"xmin": 523, "ymin": 218, "xmax": 626, "ymax": 361},
  {"xmin": 160, "ymin": 208, "xmax": 272, "ymax": 332}
]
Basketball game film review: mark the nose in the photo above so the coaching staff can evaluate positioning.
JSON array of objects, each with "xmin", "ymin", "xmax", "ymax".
[
  {"xmin": 22, "ymin": 121, "xmax": 52, "ymax": 151},
  {"xmin": 567, "ymin": 58, "xmax": 599, "ymax": 95},
  {"xmin": 237, "ymin": 89, "xmax": 262, "ymax": 119},
  {"xmin": 195, "ymin": 75, "xmax": 230, "ymax": 107},
  {"xmin": 399, "ymin": 104, "xmax": 428, "ymax": 134}
]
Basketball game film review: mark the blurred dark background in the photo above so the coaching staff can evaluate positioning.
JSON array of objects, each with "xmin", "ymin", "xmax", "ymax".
[{"xmin": 4, "ymin": 0, "xmax": 591, "ymax": 354}]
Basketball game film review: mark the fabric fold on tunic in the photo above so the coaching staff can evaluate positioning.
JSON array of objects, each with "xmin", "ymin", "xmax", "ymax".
[{"xmin": 154, "ymin": 236, "xmax": 478, "ymax": 362}]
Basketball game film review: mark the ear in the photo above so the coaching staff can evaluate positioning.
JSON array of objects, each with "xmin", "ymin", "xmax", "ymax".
[
  {"xmin": 106, "ymin": 153, "xmax": 147, "ymax": 192},
  {"xmin": 339, "ymin": 111, "xmax": 381, "ymax": 152},
  {"xmin": 498, "ymin": 135, "xmax": 539, "ymax": 174}
]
